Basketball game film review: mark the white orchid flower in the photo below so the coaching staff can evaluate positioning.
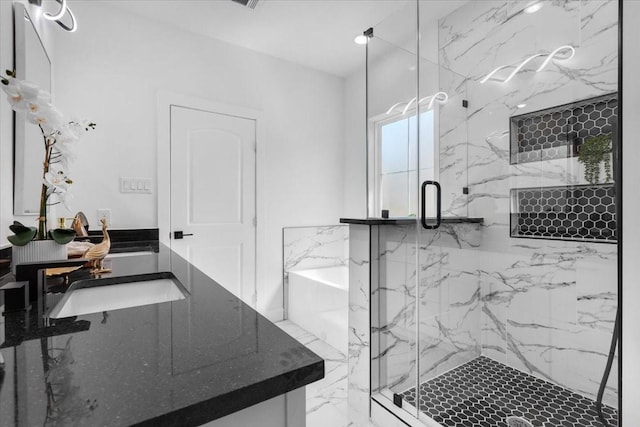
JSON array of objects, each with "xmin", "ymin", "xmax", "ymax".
[
  {"xmin": 1, "ymin": 78, "xmax": 43, "ymax": 112},
  {"xmin": 51, "ymin": 144, "xmax": 76, "ymax": 165},
  {"xmin": 58, "ymin": 121, "xmax": 82, "ymax": 143},
  {"xmin": 43, "ymin": 164, "xmax": 71, "ymax": 195},
  {"xmin": 18, "ymin": 80, "xmax": 40, "ymax": 100},
  {"xmin": 2, "ymin": 79, "xmax": 28, "ymax": 111},
  {"xmin": 27, "ymin": 102, "xmax": 64, "ymax": 133}
]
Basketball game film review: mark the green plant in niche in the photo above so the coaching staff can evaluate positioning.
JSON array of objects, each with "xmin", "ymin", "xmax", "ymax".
[{"xmin": 577, "ymin": 135, "xmax": 612, "ymax": 184}]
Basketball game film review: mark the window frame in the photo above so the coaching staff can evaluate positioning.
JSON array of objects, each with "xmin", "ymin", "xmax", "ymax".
[{"xmin": 368, "ymin": 107, "xmax": 440, "ymax": 218}]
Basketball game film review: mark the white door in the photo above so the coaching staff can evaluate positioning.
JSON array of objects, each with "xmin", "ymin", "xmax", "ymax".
[{"xmin": 170, "ymin": 106, "xmax": 256, "ymax": 305}]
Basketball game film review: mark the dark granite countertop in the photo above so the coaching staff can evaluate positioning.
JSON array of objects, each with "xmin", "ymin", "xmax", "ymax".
[
  {"xmin": 339, "ymin": 217, "xmax": 484, "ymax": 225},
  {"xmin": 0, "ymin": 244, "xmax": 324, "ymax": 426}
]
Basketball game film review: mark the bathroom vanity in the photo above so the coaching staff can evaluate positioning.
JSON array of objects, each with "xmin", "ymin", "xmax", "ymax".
[{"xmin": 0, "ymin": 245, "xmax": 324, "ymax": 426}]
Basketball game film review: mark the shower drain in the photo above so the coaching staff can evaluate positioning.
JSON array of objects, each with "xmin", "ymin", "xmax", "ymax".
[{"xmin": 506, "ymin": 416, "xmax": 534, "ymax": 427}]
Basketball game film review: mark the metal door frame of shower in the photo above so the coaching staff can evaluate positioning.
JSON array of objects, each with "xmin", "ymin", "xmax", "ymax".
[{"xmin": 615, "ymin": 0, "xmax": 623, "ymax": 424}]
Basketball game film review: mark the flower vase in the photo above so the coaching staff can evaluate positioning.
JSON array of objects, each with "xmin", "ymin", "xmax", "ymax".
[{"xmin": 11, "ymin": 240, "xmax": 68, "ymax": 274}]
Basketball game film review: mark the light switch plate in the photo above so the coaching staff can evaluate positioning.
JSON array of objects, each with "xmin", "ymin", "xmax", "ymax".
[{"xmin": 120, "ymin": 177, "xmax": 152, "ymax": 194}]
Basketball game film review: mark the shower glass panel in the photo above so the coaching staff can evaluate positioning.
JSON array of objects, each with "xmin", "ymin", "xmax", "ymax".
[
  {"xmin": 368, "ymin": 0, "xmax": 420, "ymax": 422},
  {"xmin": 370, "ymin": 1, "xmax": 620, "ymax": 426}
]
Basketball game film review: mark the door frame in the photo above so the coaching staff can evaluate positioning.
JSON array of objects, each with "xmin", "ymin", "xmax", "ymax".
[{"xmin": 157, "ymin": 91, "xmax": 264, "ymax": 308}]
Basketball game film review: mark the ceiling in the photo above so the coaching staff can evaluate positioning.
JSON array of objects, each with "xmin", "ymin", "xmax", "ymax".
[{"xmin": 106, "ymin": 0, "xmax": 465, "ymax": 78}]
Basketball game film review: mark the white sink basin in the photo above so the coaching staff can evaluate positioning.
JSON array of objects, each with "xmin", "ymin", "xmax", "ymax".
[{"xmin": 48, "ymin": 272, "xmax": 188, "ymax": 319}]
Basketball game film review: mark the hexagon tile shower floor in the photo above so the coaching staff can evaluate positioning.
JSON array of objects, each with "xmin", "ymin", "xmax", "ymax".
[{"xmin": 399, "ymin": 356, "xmax": 618, "ymax": 427}]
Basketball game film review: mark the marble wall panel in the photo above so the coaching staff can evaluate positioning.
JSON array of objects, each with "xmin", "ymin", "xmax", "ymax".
[
  {"xmin": 374, "ymin": 223, "xmax": 483, "ymax": 394},
  {"xmin": 348, "ymin": 225, "xmax": 373, "ymax": 424},
  {"xmin": 283, "ymin": 225, "xmax": 349, "ymax": 274}
]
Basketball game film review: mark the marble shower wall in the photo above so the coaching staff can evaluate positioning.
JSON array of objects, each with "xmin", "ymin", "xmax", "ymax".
[
  {"xmin": 375, "ymin": 223, "xmax": 483, "ymax": 394},
  {"xmin": 428, "ymin": 61, "xmax": 470, "ymax": 218},
  {"xmin": 437, "ymin": 0, "xmax": 619, "ymax": 406}
]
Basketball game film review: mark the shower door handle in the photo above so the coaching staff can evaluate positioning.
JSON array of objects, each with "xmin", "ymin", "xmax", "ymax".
[{"xmin": 421, "ymin": 180, "xmax": 441, "ymax": 230}]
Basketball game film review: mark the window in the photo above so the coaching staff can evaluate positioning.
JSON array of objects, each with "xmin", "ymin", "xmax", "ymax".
[{"xmin": 370, "ymin": 110, "xmax": 437, "ymax": 218}]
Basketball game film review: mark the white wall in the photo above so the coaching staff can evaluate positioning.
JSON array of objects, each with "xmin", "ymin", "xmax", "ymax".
[
  {"xmin": 622, "ymin": 1, "xmax": 640, "ymax": 424},
  {"xmin": 342, "ymin": 68, "xmax": 366, "ymax": 218}
]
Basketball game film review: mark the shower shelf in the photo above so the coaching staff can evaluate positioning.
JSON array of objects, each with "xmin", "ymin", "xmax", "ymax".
[
  {"xmin": 510, "ymin": 93, "xmax": 618, "ymax": 165},
  {"xmin": 340, "ymin": 217, "xmax": 483, "ymax": 226},
  {"xmin": 510, "ymin": 183, "xmax": 616, "ymax": 243}
]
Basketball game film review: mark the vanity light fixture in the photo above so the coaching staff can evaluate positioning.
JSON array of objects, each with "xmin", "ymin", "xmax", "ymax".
[
  {"xmin": 480, "ymin": 45, "xmax": 575, "ymax": 84},
  {"xmin": 29, "ymin": 0, "xmax": 77, "ymax": 32},
  {"xmin": 386, "ymin": 91, "xmax": 449, "ymax": 115},
  {"xmin": 524, "ymin": 1, "xmax": 544, "ymax": 14}
]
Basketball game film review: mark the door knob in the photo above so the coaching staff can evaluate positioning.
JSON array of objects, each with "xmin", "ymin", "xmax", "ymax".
[{"xmin": 173, "ymin": 231, "xmax": 194, "ymax": 239}]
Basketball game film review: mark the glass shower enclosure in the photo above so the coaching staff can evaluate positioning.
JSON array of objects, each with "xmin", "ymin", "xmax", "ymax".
[{"xmin": 368, "ymin": 1, "xmax": 620, "ymax": 426}]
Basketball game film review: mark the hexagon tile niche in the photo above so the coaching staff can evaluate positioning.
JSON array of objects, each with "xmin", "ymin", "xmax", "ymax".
[
  {"xmin": 510, "ymin": 93, "xmax": 618, "ymax": 165},
  {"xmin": 510, "ymin": 184, "xmax": 616, "ymax": 243}
]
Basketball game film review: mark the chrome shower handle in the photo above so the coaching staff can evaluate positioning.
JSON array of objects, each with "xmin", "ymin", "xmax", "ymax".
[{"xmin": 420, "ymin": 180, "xmax": 441, "ymax": 230}]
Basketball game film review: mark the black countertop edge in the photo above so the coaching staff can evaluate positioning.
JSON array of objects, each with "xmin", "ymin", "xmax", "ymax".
[
  {"xmin": 136, "ymin": 372, "xmax": 322, "ymax": 427},
  {"xmin": 339, "ymin": 217, "xmax": 484, "ymax": 225}
]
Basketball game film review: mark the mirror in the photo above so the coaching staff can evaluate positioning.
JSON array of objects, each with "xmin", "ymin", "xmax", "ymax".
[{"xmin": 13, "ymin": 2, "xmax": 52, "ymax": 216}]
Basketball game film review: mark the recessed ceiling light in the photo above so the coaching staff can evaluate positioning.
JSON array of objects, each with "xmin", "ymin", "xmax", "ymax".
[
  {"xmin": 524, "ymin": 2, "xmax": 544, "ymax": 14},
  {"xmin": 517, "ymin": 103, "xmax": 527, "ymax": 109},
  {"xmin": 354, "ymin": 35, "xmax": 368, "ymax": 45}
]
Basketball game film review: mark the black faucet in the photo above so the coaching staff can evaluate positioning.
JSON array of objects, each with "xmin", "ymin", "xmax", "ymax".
[{"xmin": 11, "ymin": 258, "xmax": 88, "ymax": 312}]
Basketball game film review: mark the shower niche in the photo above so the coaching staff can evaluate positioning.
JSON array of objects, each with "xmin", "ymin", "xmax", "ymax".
[
  {"xmin": 510, "ymin": 184, "xmax": 616, "ymax": 242},
  {"xmin": 509, "ymin": 93, "xmax": 618, "ymax": 165}
]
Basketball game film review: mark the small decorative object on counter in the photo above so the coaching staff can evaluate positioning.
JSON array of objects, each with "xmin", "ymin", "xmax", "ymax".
[
  {"xmin": 381, "ymin": 209, "xmax": 389, "ymax": 218},
  {"xmin": 83, "ymin": 217, "xmax": 111, "ymax": 274},
  {"xmin": 67, "ymin": 241, "xmax": 95, "ymax": 258},
  {"xmin": 1, "ymin": 69, "xmax": 96, "ymax": 241},
  {"xmin": 577, "ymin": 134, "xmax": 612, "ymax": 185}
]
